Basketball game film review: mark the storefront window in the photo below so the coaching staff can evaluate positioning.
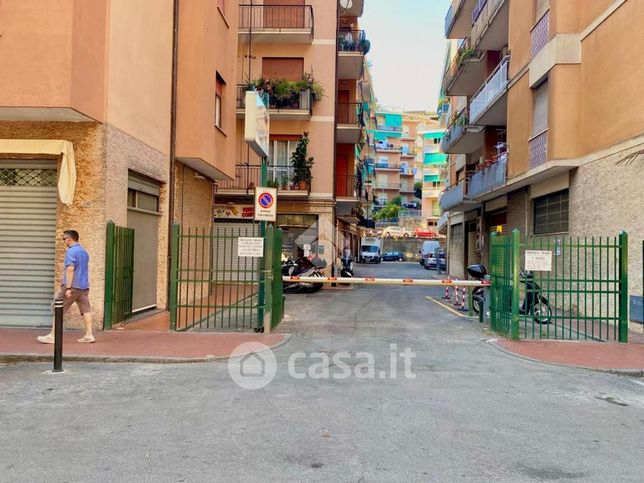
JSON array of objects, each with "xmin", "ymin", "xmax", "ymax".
[{"xmin": 277, "ymin": 214, "xmax": 318, "ymax": 259}]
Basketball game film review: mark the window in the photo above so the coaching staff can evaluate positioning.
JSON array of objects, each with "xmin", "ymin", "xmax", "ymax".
[
  {"xmin": 534, "ymin": 190, "xmax": 569, "ymax": 234},
  {"xmin": 269, "ymin": 138, "xmax": 299, "ymax": 166},
  {"xmin": 127, "ymin": 174, "xmax": 161, "ymax": 214},
  {"xmin": 434, "ymin": 138, "xmax": 440, "ymax": 144},
  {"xmin": 215, "ymin": 73, "xmax": 225, "ymax": 129},
  {"xmin": 532, "ymin": 80, "xmax": 549, "ymax": 136}
]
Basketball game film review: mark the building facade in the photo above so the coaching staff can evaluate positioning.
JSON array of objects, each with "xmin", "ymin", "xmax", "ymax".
[
  {"xmin": 0, "ymin": 0, "xmax": 239, "ymax": 329},
  {"xmin": 440, "ymin": 0, "xmax": 643, "ymax": 319}
]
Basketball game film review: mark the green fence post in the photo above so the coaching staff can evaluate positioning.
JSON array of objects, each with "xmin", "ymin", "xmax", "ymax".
[
  {"xmin": 272, "ymin": 227, "xmax": 284, "ymax": 329},
  {"xmin": 257, "ymin": 158, "xmax": 268, "ymax": 330},
  {"xmin": 511, "ymin": 229, "xmax": 521, "ymax": 341},
  {"xmin": 618, "ymin": 231, "xmax": 629, "ymax": 343},
  {"xmin": 103, "ymin": 221, "xmax": 115, "ymax": 330},
  {"xmin": 169, "ymin": 223, "xmax": 180, "ymax": 331},
  {"xmin": 262, "ymin": 224, "xmax": 274, "ymax": 333}
]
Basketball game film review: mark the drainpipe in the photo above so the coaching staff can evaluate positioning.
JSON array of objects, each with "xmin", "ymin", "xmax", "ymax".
[
  {"xmin": 167, "ymin": 0, "xmax": 179, "ymax": 308},
  {"xmin": 332, "ymin": 1, "xmax": 340, "ymax": 271}
]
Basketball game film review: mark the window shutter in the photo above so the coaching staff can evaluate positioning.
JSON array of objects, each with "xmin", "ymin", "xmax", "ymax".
[
  {"xmin": 262, "ymin": 58, "xmax": 304, "ymax": 81},
  {"xmin": 532, "ymin": 81, "xmax": 549, "ymax": 135}
]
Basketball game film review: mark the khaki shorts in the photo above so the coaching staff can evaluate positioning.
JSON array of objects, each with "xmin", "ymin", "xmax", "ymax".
[{"xmin": 55, "ymin": 286, "xmax": 91, "ymax": 315}]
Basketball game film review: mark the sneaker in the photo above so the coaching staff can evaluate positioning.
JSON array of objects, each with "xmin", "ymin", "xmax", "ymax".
[
  {"xmin": 77, "ymin": 335, "xmax": 95, "ymax": 343},
  {"xmin": 37, "ymin": 333, "xmax": 55, "ymax": 344}
]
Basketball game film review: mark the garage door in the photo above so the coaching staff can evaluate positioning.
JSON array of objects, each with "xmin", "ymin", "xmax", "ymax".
[
  {"xmin": 213, "ymin": 220, "xmax": 260, "ymax": 282},
  {"xmin": 0, "ymin": 162, "xmax": 57, "ymax": 327}
]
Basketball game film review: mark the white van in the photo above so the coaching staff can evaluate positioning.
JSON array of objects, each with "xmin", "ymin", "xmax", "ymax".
[{"xmin": 420, "ymin": 240, "xmax": 440, "ymax": 266}]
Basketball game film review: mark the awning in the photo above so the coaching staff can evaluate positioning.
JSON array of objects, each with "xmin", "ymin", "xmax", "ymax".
[{"xmin": 0, "ymin": 139, "xmax": 76, "ymax": 205}]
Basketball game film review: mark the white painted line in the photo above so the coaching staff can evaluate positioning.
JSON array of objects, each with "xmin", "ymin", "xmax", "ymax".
[{"xmin": 630, "ymin": 379, "xmax": 644, "ymax": 388}]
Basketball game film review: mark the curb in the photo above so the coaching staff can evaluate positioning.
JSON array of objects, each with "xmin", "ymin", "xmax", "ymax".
[
  {"xmin": 486, "ymin": 339, "xmax": 644, "ymax": 378},
  {"xmin": 0, "ymin": 333, "xmax": 292, "ymax": 365}
]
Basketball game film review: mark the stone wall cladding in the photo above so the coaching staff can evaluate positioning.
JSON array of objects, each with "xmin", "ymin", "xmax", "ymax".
[
  {"xmin": 105, "ymin": 124, "xmax": 170, "ymax": 311},
  {"xmin": 0, "ymin": 121, "xmax": 107, "ymax": 330},
  {"xmin": 448, "ymin": 222, "xmax": 465, "ymax": 279}
]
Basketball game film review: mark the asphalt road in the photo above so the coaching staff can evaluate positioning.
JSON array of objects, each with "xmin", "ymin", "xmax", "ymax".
[{"xmin": 1, "ymin": 262, "xmax": 643, "ymax": 482}]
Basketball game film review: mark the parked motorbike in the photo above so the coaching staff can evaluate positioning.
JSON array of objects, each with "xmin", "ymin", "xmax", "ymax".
[
  {"xmin": 467, "ymin": 264, "xmax": 552, "ymax": 324},
  {"xmin": 338, "ymin": 251, "xmax": 354, "ymax": 286},
  {"xmin": 282, "ymin": 257, "xmax": 325, "ymax": 294}
]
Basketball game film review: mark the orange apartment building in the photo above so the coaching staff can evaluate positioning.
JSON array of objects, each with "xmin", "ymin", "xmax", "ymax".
[
  {"xmin": 0, "ymin": 0, "xmax": 239, "ymax": 329},
  {"xmin": 440, "ymin": 0, "xmax": 643, "ymax": 317},
  {"xmin": 217, "ymin": 0, "xmax": 367, "ymax": 265}
]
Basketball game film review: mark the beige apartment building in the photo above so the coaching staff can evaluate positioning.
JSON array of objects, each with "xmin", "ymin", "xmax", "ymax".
[
  {"xmin": 440, "ymin": 0, "xmax": 643, "ymax": 315},
  {"xmin": 217, "ymin": 0, "xmax": 366, "ymax": 266},
  {"xmin": 0, "ymin": 0, "xmax": 239, "ymax": 329}
]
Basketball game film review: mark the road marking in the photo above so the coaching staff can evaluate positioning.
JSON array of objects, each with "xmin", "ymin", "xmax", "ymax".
[
  {"xmin": 630, "ymin": 379, "xmax": 644, "ymax": 388},
  {"xmin": 426, "ymin": 296, "xmax": 477, "ymax": 319}
]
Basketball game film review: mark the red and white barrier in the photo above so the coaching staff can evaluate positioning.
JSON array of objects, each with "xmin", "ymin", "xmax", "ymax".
[{"xmin": 282, "ymin": 276, "xmax": 490, "ymax": 288}]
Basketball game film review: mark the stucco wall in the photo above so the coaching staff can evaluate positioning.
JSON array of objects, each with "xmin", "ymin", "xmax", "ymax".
[
  {"xmin": 508, "ymin": 0, "xmax": 534, "ymax": 77},
  {"xmin": 506, "ymin": 73, "xmax": 532, "ymax": 177}
]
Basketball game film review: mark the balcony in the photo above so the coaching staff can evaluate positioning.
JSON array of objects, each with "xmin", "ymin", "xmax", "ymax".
[
  {"xmin": 336, "ymin": 102, "xmax": 363, "ymax": 144},
  {"xmin": 443, "ymin": 38, "xmax": 486, "ymax": 96},
  {"xmin": 445, "ymin": 0, "xmax": 478, "ymax": 39},
  {"xmin": 467, "ymin": 152, "xmax": 507, "ymax": 199},
  {"xmin": 238, "ymin": 5, "xmax": 314, "ymax": 44},
  {"xmin": 336, "ymin": 174, "xmax": 359, "ymax": 200},
  {"xmin": 374, "ymin": 163, "xmax": 401, "ymax": 171},
  {"xmin": 469, "ymin": 56, "xmax": 509, "ymax": 125},
  {"xmin": 400, "ymin": 209, "xmax": 422, "ymax": 218},
  {"xmin": 440, "ymin": 108, "xmax": 484, "ymax": 154},
  {"xmin": 439, "ymin": 179, "xmax": 479, "ymax": 212},
  {"xmin": 400, "ymin": 184, "xmax": 415, "ymax": 194},
  {"xmin": 375, "ymin": 142, "xmax": 400, "ymax": 153},
  {"xmin": 531, "ymin": 11, "xmax": 549, "ymax": 58},
  {"xmin": 236, "ymin": 85, "xmax": 313, "ymax": 121},
  {"xmin": 374, "ymin": 183, "xmax": 401, "ymax": 190},
  {"xmin": 471, "ymin": 0, "xmax": 510, "ymax": 51},
  {"xmin": 437, "ymin": 212, "xmax": 449, "ymax": 232},
  {"xmin": 337, "ymin": 30, "xmax": 369, "ymax": 79},
  {"xmin": 216, "ymin": 164, "xmax": 309, "ymax": 197}
]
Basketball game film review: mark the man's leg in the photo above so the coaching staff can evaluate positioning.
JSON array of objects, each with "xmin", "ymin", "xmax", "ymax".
[
  {"xmin": 77, "ymin": 290, "xmax": 95, "ymax": 343},
  {"xmin": 37, "ymin": 287, "xmax": 69, "ymax": 343}
]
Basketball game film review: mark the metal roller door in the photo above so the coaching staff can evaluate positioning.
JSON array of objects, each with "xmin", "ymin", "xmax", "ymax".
[
  {"xmin": 213, "ymin": 221, "xmax": 260, "ymax": 283},
  {"xmin": 0, "ymin": 162, "xmax": 57, "ymax": 327}
]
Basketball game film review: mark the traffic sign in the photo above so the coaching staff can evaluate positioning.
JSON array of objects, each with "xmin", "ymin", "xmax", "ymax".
[{"xmin": 254, "ymin": 187, "xmax": 277, "ymax": 221}]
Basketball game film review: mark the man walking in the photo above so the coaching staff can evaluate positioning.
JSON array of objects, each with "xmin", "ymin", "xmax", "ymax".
[{"xmin": 37, "ymin": 230, "xmax": 95, "ymax": 344}]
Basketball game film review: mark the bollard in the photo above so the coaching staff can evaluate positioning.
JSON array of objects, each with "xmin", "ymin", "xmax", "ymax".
[
  {"xmin": 459, "ymin": 288, "xmax": 468, "ymax": 312},
  {"xmin": 483, "ymin": 275, "xmax": 492, "ymax": 323},
  {"xmin": 467, "ymin": 288, "xmax": 473, "ymax": 316},
  {"xmin": 53, "ymin": 298, "xmax": 64, "ymax": 372}
]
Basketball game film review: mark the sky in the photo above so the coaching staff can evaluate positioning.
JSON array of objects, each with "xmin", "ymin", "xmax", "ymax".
[{"xmin": 359, "ymin": 0, "xmax": 452, "ymax": 112}]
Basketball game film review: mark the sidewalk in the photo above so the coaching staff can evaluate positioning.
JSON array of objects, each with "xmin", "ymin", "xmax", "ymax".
[
  {"xmin": 0, "ymin": 329, "xmax": 288, "ymax": 363},
  {"xmin": 490, "ymin": 338, "xmax": 644, "ymax": 376}
]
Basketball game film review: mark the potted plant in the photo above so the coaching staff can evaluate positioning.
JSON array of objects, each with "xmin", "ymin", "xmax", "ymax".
[
  {"xmin": 290, "ymin": 132, "xmax": 314, "ymax": 190},
  {"xmin": 266, "ymin": 179, "xmax": 279, "ymax": 189}
]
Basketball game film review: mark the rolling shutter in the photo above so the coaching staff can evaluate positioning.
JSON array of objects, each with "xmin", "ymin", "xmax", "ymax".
[
  {"xmin": 0, "ymin": 162, "xmax": 57, "ymax": 327},
  {"xmin": 213, "ymin": 221, "xmax": 260, "ymax": 283}
]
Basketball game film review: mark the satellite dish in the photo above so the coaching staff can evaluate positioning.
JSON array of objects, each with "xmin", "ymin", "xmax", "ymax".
[{"xmin": 340, "ymin": 0, "xmax": 353, "ymax": 9}]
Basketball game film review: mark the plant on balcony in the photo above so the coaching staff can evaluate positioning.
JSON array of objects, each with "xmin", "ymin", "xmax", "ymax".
[
  {"xmin": 290, "ymin": 132, "xmax": 314, "ymax": 190},
  {"xmin": 265, "ymin": 179, "xmax": 280, "ymax": 189},
  {"xmin": 458, "ymin": 48, "xmax": 477, "ymax": 67},
  {"xmin": 373, "ymin": 202, "xmax": 400, "ymax": 221},
  {"xmin": 244, "ymin": 73, "xmax": 324, "ymax": 109}
]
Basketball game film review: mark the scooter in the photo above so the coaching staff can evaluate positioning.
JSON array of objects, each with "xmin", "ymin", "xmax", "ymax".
[
  {"xmin": 282, "ymin": 257, "xmax": 325, "ymax": 294},
  {"xmin": 467, "ymin": 264, "xmax": 552, "ymax": 324},
  {"xmin": 338, "ymin": 252, "xmax": 354, "ymax": 286}
]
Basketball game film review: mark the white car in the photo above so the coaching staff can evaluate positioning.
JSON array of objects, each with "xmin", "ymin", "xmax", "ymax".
[{"xmin": 381, "ymin": 226, "xmax": 412, "ymax": 238}]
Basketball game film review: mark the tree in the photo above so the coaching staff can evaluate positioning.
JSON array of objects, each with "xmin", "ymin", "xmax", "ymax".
[
  {"xmin": 290, "ymin": 132, "xmax": 315, "ymax": 188},
  {"xmin": 374, "ymin": 202, "xmax": 400, "ymax": 220},
  {"xmin": 414, "ymin": 181, "xmax": 422, "ymax": 199}
]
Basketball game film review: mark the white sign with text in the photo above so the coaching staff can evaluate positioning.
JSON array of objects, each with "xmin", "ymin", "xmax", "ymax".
[
  {"xmin": 238, "ymin": 237, "xmax": 265, "ymax": 258},
  {"xmin": 525, "ymin": 250, "xmax": 552, "ymax": 272}
]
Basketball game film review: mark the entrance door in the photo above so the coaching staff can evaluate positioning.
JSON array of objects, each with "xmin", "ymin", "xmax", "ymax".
[
  {"xmin": 127, "ymin": 175, "xmax": 160, "ymax": 313},
  {"xmin": 0, "ymin": 161, "xmax": 57, "ymax": 327}
]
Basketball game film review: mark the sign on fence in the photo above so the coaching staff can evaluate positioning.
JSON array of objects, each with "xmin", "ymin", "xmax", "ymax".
[
  {"xmin": 524, "ymin": 250, "xmax": 552, "ymax": 272},
  {"xmin": 254, "ymin": 187, "xmax": 277, "ymax": 221},
  {"xmin": 238, "ymin": 237, "xmax": 265, "ymax": 258}
]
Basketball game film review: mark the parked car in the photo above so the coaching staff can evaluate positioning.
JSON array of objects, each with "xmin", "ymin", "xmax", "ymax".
[
  {"xmin": 382, "ymin": 251, "xmax": 405, "ymax": 261},
  {"xmin": 381, "ymin": 226, "xmax": 412, "ymax": 238},
  {"xmin": 424, "ymin": 248, "xmax": 447, "ymax": 270},
  {"xmin": 414, "ymin": 228, "xmax": 439, "ymax": 238}
]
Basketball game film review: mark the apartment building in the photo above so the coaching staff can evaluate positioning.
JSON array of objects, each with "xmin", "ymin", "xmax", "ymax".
[
  {"xmin": 217, "ymin": 0, "xmax": 366, "ymax": 266},
  {"xmin": 0, "ymin": 0, "xmax": 238, "ymax": 329},
  {"xmin": 440, "ymin": 0, "xmax": 643, "ymax": 310}
]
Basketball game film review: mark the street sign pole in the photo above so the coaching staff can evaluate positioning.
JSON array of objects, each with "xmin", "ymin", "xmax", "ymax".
[{"xmin": 257, "ymin": 157, "xmax": 268, "ymax": 331}]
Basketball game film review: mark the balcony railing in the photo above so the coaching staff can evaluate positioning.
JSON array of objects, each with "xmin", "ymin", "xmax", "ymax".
[
  {"xmin": 444, "ymin": 0, "xmax": 465, "ymax": 37},
  {"xmin": 374, "ymin": 163, "xmax": 401, "ymax": 170},
  {"xmin": 217, "ymin": 164, "xmax": 262, "ymax": 191},
  {"xmin": 374, "ymin": 183, "xmax": 401, "ymax": 190},
  {"xmin": 237, "ymin": 85, "xmax": 312, "ymax": 113},
  {"xmin": 338, "ymin": 29, "xmax": 370, "ymax": 53},
  {"xmin": 375, "ymin": 142, "xmax": 399, "ymax": 152},
  {"xmin": 472, "ymin": 0, "xmax": 507, "ymax": 47},
  {"xmin": 472, "ymin": 0, "xmax": 487, "ymax": 23},
  {"xmin": 400, "ymin": 184, "xmax": 415, "ymax": 193},
  {"xmin": 441, "ymin": 108, "xmax": 469, "ymax": 151},
  {"xmin": 443, "ymin": 38, "xmax": 482, "ymax": 92},
  {"xmin": 400, "ymin": 209, "xmax": 422, "ymax": 218},
  {"xmin": 439, "ymin": 179, "xmax": 469, "ymax": 211},
  {"xmin": 531, "ymin": 11, "xmax": 549, "ymax": 58},
  {"xmin": 529, "ymin": 130, "xmax": 548, "ymax": 170},
  {"xmin": 377, "ymin": 125, "xmax": 402, "ymax": 132},
  {"xmin": 336, "ymin": 174, "xmax": 358, "ymax": 198},
  {"xmin": 337, "ymin": 102, "xmax": 362, "ymax": 125},
  {"xmin": 468, "ymin": 152, "xmax": 507, "ymax": 198},
  {"xmin": 239, "ymin": 5, "xmax": 314, "ymax": 31},
  {"xmin": 470, "ymin": 56, "xmax": 509, "ymax": 122}
]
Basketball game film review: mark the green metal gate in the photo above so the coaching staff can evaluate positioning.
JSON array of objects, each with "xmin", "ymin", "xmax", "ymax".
[
  {"xmin": 489, "ymin": 230, "xmax": 628, "ymax": 342},
  {"xmin": 169, "ymin": 223, "xmax": 284, "ymax": 332},
  {"xmin": 103, "ymin": 221, "xmax": 135, "ymax": 330}
]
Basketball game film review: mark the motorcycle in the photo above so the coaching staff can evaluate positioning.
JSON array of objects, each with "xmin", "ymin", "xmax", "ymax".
[
  {"xmin": 282, "ymin": 256, "xmax": 325, "ymax": 294},
  {"xmin": 467, "ymin": 264, "xmax": 552, "ymax": 324},
  {"xmin": 339, "ymin": 251, "xmax": 354, "ymax": 285}
]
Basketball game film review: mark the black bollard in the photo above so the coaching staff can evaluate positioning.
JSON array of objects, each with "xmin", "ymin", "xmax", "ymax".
[{"xmin": 53, "ymin": 299, "xmax": 64, "ymax": 372}]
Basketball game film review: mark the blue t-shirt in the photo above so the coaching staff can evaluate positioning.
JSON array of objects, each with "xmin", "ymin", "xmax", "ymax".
[{"xmin": 63, "ymin": 244, "xmax": 90, "ymax": 289}]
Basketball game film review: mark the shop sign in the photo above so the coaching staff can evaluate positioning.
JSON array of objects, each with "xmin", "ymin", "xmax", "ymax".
[{"xmin": 214, "ymin": 204, "xmax": 254, "ymax": 220}]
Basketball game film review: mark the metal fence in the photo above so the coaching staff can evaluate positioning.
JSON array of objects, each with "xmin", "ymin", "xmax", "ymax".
[
  {"xmin": 169, "ymin": 223, "xmax": 284, "ymax": 332},
  {"xmin": 239, "ymin": 4, "xmax": 314, "ymax": 31},
  {"xmin": 490, "ymin": 230, "xmax": 629, "ymax": 342},
  {"xmin": 103, "ymin": 221, "xmax": 134, "ymax": 330}
]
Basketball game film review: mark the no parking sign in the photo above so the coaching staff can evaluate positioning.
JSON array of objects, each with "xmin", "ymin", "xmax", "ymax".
[{"xmin": 254, "ymin": 187, "xmax": 277, "ymax": 222}]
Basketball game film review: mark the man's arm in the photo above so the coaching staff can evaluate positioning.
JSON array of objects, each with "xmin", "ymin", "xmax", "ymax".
[{"xmin": 65, "ymin": 265, "xmax": 75, "ymax": 297}]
